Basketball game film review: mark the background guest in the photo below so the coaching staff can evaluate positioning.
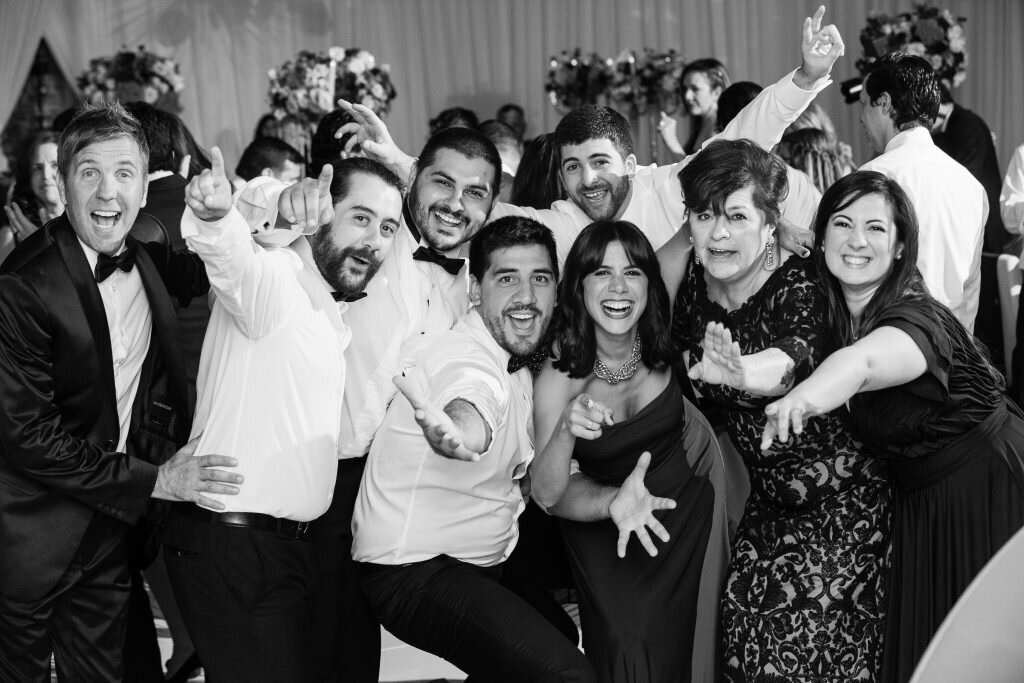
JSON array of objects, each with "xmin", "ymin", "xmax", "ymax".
[
  {"xmin": 777, "ymin": 127, "xmax": 852, "ymax": 193},
  {"xmin": 428, "ymin": 105, "xmax": 480, "ymax": 138},
  {"xmin": 509, "ymin": 132, "xmax": 563, "ymax": 210},
  {"xmin": 480, "ymin": 119, "xmax": 522, "ymax": 202},
  {"xmin": 2, "ymin": 131, "xmax": 63, "ymax": 262},
  {"xmin": 659, "ymin": 58, "xmax": 730, "ymax": 157},
  {"xmin": 234, "ymin": 135, "xmax": 305, "ymax": 188},
  {"xmin": 497, "ymin": 102, "xmax": 528, "ymax": 144}
]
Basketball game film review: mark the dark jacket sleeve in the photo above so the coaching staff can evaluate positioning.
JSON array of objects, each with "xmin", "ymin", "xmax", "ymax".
[
  {"xmin": 0, "ymin": 274, "xmax": 158, "ymax": 522},
  {"xmin": 139, "ymin": 241, "xmax": 210, "ymax": 307}
]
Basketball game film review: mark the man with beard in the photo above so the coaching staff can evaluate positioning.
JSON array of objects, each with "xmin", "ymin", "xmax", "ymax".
[
  {"xmin": 295, "ymin": 124, "xmax": 502, "ymax": 683},
  {"xmin": 341, "ymin": 6, "xmax": 845, "ymax": 262},
  {"xmin": 162, "ymin": 151, "xmax": 403, "ymax": 683},
  {"xmin": 350, "ymin": 216, "xmax": 598, "ymax": 682}
]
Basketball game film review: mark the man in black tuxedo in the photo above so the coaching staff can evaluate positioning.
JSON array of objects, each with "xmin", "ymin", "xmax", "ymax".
[{"xmin": 0, "ymin": 103, "xmax": 243, "ymax": 683}]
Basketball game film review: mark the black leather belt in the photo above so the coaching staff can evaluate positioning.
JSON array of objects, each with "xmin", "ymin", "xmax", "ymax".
[{"xmin": 172, "ymin": 503, "xmax": 312, "ymax": 540}]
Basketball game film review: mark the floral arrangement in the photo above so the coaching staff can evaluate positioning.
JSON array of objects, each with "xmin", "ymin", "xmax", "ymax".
[
  {"xmin": 546, "ymin": 48, "xmax": 686, "ymax": 114},
  {"xmin": 545, "ymin": 49, "xmax": 611, "ymax": 111},
  {"xmin": 267, "ymin": 47, "xmax": 396, "ymax": 125},
  {"xmin": 78, "ymin": 45, "xmax": 185, "ymax": 112},
  {"xmin": 605, "ymin": 49, "xmax": 686, "ymax": 114},
  {"xmin": 856, "ymin": 3, "xmax": 968, "ymax": 87}
]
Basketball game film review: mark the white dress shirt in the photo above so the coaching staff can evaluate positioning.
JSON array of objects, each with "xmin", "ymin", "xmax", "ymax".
[
  {"xmin": 492, "ymin": 69, "xmax": 832, "ymax": 262},
  {"xmin": 338, "ymin": 218, "xmax": 470, "ymax": 459},
  {"xmin": 79, "ymin": 240, "xmax": 152, "ymax": 452},
  {"xmin": 860, "ymin": 127, "xmax": 987, "ymax": 331},
  {"xmin": 1000, "ymin": 144, "xmax": 1024, "ymax": 262},
  {"xmin": 181, "ymin": 207, "xmax": 349, "ymax": 521},
  {"xmin": 781, "ymin": 165, "xmax": 822, "ymax": 229},
  {"xmin": 352, "ymin": 309, "xmax": 533, "ymax": 567}
]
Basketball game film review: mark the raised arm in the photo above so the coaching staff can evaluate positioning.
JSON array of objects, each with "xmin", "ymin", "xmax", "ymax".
[
  {"xmin": 761, "ymin": 325, "xmax": 927, "ymax": 448},
  {"xmin": 181, "ymin": 148, "xmax": 322, "ymax": 339},
  {"xmin": 392, "ymin": 373, "xmax": 488, "ymax": 461},
  {"xmin": 701, "ymin": 6, "xmax": 843, "ymax": 156},
  {"xmin": 688, "ymin": 321, "xmax": 799, "ymax": 397},
  {"xmin": 335, "ymin": 100, "xmax": 417, "ymax": 180}
]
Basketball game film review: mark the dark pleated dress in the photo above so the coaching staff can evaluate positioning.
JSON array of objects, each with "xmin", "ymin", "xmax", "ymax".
[
  {"xmin": 846, "ymin": 301, "xmax": 1024, "ymax": 683},
  {"xmin": 560, "ymin": 379, "xmax": 718, "ymax": 683}
]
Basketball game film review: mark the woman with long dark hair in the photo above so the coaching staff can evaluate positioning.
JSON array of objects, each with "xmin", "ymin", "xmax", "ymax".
[
  {"xmin": 762, "ymin": 170, "xmax": 1024, "ymax": 682},
  {"xmin": 2, "ymin": 131, "xmax": 64, "ymax": 262},
  {"xmin": 671, "ymin": 140, "xmax": 891, "ymax": 681},
  {"xmin": 533, "ymin": 220, "xmax": 723, "ymax": 682}
]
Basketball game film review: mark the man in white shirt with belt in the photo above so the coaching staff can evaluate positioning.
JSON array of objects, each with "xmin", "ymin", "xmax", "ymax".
[
  {"xmin": 162, "ymin": 151, "xmax": 403, "ymax": 683},
  {"xmin": 352, "ymin": 215, "xmax": 598, "ymax": 681},
  {"xmin": 858, "ymin": 53, "xmax": 987, "ymax": 331}
]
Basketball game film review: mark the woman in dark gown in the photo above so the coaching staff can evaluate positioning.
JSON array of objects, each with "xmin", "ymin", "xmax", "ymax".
[
  {"xmin": 666, "ymin": 140, "xmax": 892, "ymax": 681},
  {"xmin": 533, "ymin": 220, "xmax": 724, "ymax": 683},
  {"xmin": 763, "ymin": 171, "xmax": 1024, "ymax": 682}
]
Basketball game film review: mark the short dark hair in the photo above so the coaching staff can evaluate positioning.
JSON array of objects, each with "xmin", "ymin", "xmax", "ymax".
[
  {"xmin": 428, "ymin": 107, "xmax": 480, "ymax": 138},
  {"xmin": 554, "ymin": 105, "xmax": 634, "ymax": 159},
  {"xmin": 715, "ymin": 81, "xmax": 762, "ymax": 132},
  {"xmin": 417, "ymin": 126, "xmax": 502, "ymax": 200},
  {"xmin": 58, "ymin": 102, "xmax": 149, "ymax": 180},
  {"xmin": 551, "ymin": 220, "xmax": 675, "ymax": 378},
  {"xmin": 124, "ymin": 101, "xmax": 180, "ymax": 173},
  {"xmin": 235, "ymin": 136, "xmax": 304, "ymax": 181},
  {"xmin": 679, "ymin": 138, "xmax": 788, "ymax": 227},
  {"xmin": 309, "ymin": 109, "xmax": 356, "ymax": 178},
  {"xmin": 468, "ymin": 215, "xmax": 557, "ymax": 282},
  {"xmin": 497, "ymin": 103, "xmax": 524, "ymax": 119},
  {"xmin": 327, "ymin": 156, "xmax": 404, "ymax": 207},
  {"xmin": 479, "ymin": 119, "xmax": 520, "ymax": 152},
  {"xmin": 864, "ymin": 53, "xmax": 940, "ymax": 129}
]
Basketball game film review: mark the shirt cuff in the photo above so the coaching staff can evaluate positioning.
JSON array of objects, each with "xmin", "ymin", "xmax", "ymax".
[{"xmin": 776, "ymin": 68, "xmax": 832, "ymax": 106}]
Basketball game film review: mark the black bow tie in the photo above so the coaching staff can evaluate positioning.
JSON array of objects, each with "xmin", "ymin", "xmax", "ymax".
[
  {"xmin": 331, "ymin": 291, "xmax": 366, "ymax": 303},
  {"xmin": 94, "ymin": 245, "xmax": 136, "ymax": 282},
  {"xmin": 507, "ymin": 349, "xmax": 549, "ymax": 375},
  {"xmin": 412, "ymin": 246, "xmax": 465, "ymax": 275}
]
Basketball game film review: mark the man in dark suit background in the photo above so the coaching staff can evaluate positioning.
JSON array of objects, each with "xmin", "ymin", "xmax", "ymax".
[{"xmin": 0, "ymin": 103, "xmax": 243, "ymax": 682}]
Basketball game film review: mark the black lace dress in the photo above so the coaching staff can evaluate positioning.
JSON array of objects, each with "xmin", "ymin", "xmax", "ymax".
[
  {"xmin": 845, "ymin": 301, "xmax": 1024, "ymax": 683},
  {"xmin": 560, "ymin": 377, "xmax": 719, "ymax": 683},
  {"xmin": 672, "ymin": 256, "xmax": 893, "ymax": 682}
]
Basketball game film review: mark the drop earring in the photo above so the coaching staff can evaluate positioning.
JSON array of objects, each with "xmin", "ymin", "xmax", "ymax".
[{"xmin": 764, "ymin": 234, "xmax": 777, "ymax": 270}]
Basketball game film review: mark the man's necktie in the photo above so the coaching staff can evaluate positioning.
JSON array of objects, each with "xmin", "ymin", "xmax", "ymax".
[
  {"xmin": 332, "ymin": 291, "xmax": 367, "ymax": 303},
  {"xmin": 94, "ymin": 246, "xmax": 136, "ymax": 282},
  {"xmin": 507, "ymin": 349, "xmax": 549, "ymax": 375},
  {"xmin": 412, "ymin": 246, "xmax": 465, "ymax": 275}
]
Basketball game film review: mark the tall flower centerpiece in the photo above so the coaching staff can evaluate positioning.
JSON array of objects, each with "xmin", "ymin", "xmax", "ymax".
[
  {"xmin": 267, "ymin": 46, "xmax": 396, "ymax": 127},
  {"xmin": 78, "ymin": 45, "xmax": 185, "ymax": 112},
  {"xmin": 545, "ymin": 49, "xmax": 611, "ymax": 113},
  {"xmin": 856, "ymin": 4, "xmax": 968, "ymax": 88}
]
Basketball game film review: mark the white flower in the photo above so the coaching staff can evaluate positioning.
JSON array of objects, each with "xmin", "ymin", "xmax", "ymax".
[
  {"xmin": 328, "ymin": 46, "xmax": 346, "ymax": 62},
  {"xmin": 949, "ymin": 36, "xmax": 966, "ymax": 53},
  {"xmin": 905, "ymin": 42, "xmax": 927, "ymax": 57},
  {"xmin": 930, "ymin": 54, "xmax": 944, "ymax": 70},
  {"xmin": 953, "ymin": 71, "xmax": 966, "ymax": 87},
  {"xmin": 947, "ymin": 25, "xmax": 963, "ymax": 40},
  {"xmin": 268, "ymin": 68, "xmax": 277, "ymax": 80},
  {"xmin": 881, "ymin": 23, "xmax": 893, "ymax": 35}
]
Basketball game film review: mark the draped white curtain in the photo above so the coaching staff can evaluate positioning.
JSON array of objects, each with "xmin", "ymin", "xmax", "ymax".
[{"xmin": 1, "ymin": 0, "xmax": 1022, "ymax": 171}]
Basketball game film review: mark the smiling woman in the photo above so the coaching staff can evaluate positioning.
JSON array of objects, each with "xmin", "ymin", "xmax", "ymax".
[
  {"xmin": 672, "ymin": 140, "xmax": 893, "ymax": 680},
  {"xmin": 531, "ymin": 220, "xmax": 724, "ymax": 681}
]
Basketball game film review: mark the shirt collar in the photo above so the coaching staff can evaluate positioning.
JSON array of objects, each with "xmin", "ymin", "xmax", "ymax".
[{"xmin": 884, "ymin": 126, "xmax": 934, "ymax": 153}]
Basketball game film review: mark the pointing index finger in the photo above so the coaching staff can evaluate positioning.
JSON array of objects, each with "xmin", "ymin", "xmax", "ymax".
[
  {"xmin": 317, "ymin": 163, "xmax": 334, "ymax": 197},
  {"xmin": 209, "ymin": 146, "xmax": 226, "ymax": 180}
]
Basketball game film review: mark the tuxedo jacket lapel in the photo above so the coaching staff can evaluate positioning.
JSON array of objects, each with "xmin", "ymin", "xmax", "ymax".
[{"xmin": 52, "ymin": 222, "xmax": 118, "ymax": 425}]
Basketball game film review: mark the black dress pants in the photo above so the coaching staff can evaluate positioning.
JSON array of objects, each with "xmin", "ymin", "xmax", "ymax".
[
  {"xmin": 358, "ymin": 555, "xmax": 596, "ymax": 683},
  {"xmin": 0, "ymin": 513, "xmax": 130, "ymax": 683},
  {"xmin": 163, "ymin": 507, "xmax": 315, "ymax": 683},
  {"xmin": 308, "ymin": 457, "xmax": 381, "ymax": 682}
]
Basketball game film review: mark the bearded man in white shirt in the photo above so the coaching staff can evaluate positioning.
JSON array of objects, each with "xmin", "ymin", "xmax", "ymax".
[
  {"xmin": 162, "ymin": 151, "xmax": 403, "ymax": 683},
  {"xmin": 858, "ymin": 53, "xmax": 987, "ymax": 331},
  {"xmin": 352, "ymin": 216, "xmax": 610, "ymax": 682}
]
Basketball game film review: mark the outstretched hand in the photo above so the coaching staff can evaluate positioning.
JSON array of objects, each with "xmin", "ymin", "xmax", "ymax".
[
  {"xmin": 761, "ymin": 393, "xmax": 820, "ymax": 450},
  {"xmin": 152, "ymin": 437, "xmax": 243, "ymax": 510},
  {"xmin": 797, "ymin": 6, "xmax": 845, "ymax": 85},
  {"xmin": 393, "ymin": 373, "xmax": 481, "ymax": 462},
  {"xmin": 688, "ymin": 322, "xmax": 746, "ymax": 389},
  {"xmin": 564, "ymin": 393, "xmax": 615, "ymax": 441},
  {"xmin": 609, "ymin": 451, "xmax": 676, "ymax": 558},
  {"xmin": 277, "ymin": 164, "xmax": 335, "ymax": 234},
  {"xmin": 184, "ymin": 146, "xmax": 233, "ymax": 222}
]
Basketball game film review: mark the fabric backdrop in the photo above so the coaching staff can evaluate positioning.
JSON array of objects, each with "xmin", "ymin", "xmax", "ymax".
[{"xmin": 1, "ymin": 0, "xmax": 1021, "ymax": 174}]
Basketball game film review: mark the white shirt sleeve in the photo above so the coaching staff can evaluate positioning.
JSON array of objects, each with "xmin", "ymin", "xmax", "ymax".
[
  {"xmin": 1001, "ymin": 145, "xmax": 1024, "ymax": 235},
  {"xmin": 181, "ymin": 207, "xmax": 300, "ymax": 339}
]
